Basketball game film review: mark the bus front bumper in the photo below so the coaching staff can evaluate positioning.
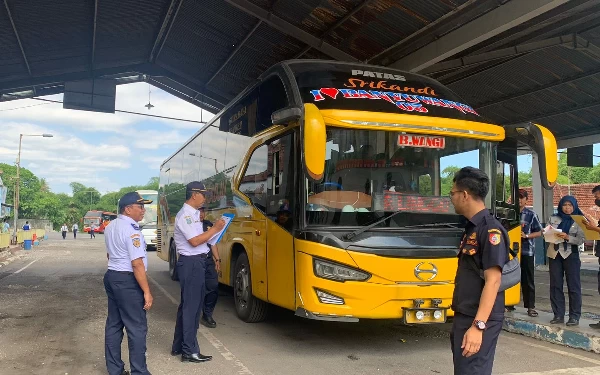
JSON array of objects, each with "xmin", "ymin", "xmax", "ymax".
[{"xmin": 295, "ymin": 251, "xmax": 454, "ymax": 323}]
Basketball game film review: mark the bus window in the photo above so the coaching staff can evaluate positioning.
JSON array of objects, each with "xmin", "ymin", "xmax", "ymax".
[{"xmin": 240, "ymin": 145, "xmax": 269, "ymax": 212}]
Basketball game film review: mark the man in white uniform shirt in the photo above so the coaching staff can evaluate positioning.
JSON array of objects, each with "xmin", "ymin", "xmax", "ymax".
[
  {"xmin": 171, "ymin": 181, "xmax": 225, "ymax": 363},
  {"xmin": 104, "ymin": 192, "xmax": 153, "ymax": 375}
]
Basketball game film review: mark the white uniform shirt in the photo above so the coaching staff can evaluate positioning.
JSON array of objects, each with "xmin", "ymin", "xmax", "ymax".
[
  {"xmin": 61, "ymin": 225, "xmax": 68, "ymax": 232},
  {"xmin": 72, "ymin": 224, "xmax": 78, "ymax": 231},
  {"xmin": 174, "ymin": 203, "xmax": 210, "ymax": 256},
  {"xmin": 105, "ymin": 214, "xmax": 148, "ymax": 272}
]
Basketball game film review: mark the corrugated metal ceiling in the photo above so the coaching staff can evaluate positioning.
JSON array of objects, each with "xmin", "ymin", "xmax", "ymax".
[{"xmin": 0, "ymin": 0, "xmax": 599, "ymax": 142}]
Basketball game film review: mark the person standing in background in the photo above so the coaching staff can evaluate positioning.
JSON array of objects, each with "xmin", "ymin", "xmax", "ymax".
[
  {"xmin": 72, "ymin": 222, "xmax": 79, "ymax": 239},
  {"xmin": 518, "ymin": 189, "xmax": 542, "ymax": 317},
  {"xmin": 61, "ymin": 223, "xmax": 68, "ymax": 239}
]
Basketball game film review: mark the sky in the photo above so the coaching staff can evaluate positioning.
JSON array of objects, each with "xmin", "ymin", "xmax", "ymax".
[{"xmin": 0, "ymin": 82, "xmax": 215, "ymax": 195}]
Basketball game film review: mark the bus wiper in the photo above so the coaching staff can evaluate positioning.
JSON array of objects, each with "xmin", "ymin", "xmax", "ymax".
[
  {"xmin": 342, "ymin": 211, "xmax": 405, "ymax": 241},
  {"xmin": 400, "ymin": 222, "xmax": 462, "ymax": 229}
]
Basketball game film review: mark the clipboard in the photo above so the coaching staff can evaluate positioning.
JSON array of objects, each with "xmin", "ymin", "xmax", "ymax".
[
  {"xmin": 571, "ymin": 215, "xmax": 600, "ymax": 240},
  {"xmin": 208, "ymin": 213, "xmax": 235, "ymax": 246}
]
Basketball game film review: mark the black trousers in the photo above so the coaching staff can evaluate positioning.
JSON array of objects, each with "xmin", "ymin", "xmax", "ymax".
[
  {"xmin": 450, "ymin": 313, "xmax": 503, "ymax": 375},
  {"xmin": 104, "ymin": 270, "xmax": 150, "ymax": 375},
  {"xmin": 62, "ymin": 231, "xmax": 66, "ymax": 239},
  {"xmin": 172, "ymin": 254, "xmax": 207, "ymax": 355},
  {"xmin": 521, "ymin": 254, "xmax": 536, "ymax": 309},
  {"xmin": 203, "ymin": 257, "xmax": 219, "ymax": 318},
  {"xmin": 73, "ymin": 229, "xmax": 77, "ymax": 239},
  {"xmin": 549, "ymin": 252, "xmax": 582, "ymax": 320}
]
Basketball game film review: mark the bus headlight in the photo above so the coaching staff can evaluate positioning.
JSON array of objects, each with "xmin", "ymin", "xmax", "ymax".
[
  {"xmin": 433, "ymin": 310, "xmax": 443, "ymax": 320},
  {"xmin": 313, "ymin": 258, "xmax": 370, "ymax": 282}
]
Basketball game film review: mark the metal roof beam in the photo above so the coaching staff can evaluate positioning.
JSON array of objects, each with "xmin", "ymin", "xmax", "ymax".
[
  {"xmin": 296, "ymin": 0, "xmax": 371, "ymax": 58},
  {"xmin": 206, "ymin": 21, "xmax": 262, "ymax": 88},
  {"xmin": 3, "ymin": 0, "xmax": 31, "ymax": 76},
  {"xmin": 505, "ymin": 100, "xmax": 600, "ymax": 126},
  {"xmin": 558, "ymin": 132, "xmax": 600, "ymax": 149},
  {"xmin": 476, "ymin": 67, "xmax": 600, "ymax": 110},
  {"xmin": 0, "ymin": 63, "xmax": 152, "ymax": 93},
  {"xmin": 422, "ymin": 34, "xmax": 578, "ymax": 75},
  {"xmin": 149, "ymin": 0, "xmax": 184, "ymax": 63},
  {"xmin": 223, "ymin": 0, "xmax": 357, "ymax": 62},
  {"xmin": 91, "ymin": 0, "xmax": 98, "ymax": 72},
  {"xmin": 575, "ymin": 35, "xmax": 600, "ymax": 60},
  {"xmin": 389, "ymin": 0, "xmax": 569, "ymax": 72}
]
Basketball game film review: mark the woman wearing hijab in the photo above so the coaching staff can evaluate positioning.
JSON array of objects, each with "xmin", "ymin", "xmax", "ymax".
[{"xmin": 547, "ymin": 196, "xmax": 585, "ymax": 326}]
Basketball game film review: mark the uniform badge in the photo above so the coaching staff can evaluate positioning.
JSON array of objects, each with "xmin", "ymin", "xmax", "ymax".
[
  {"xmin": 489, "ymin": 233, "xmax": 501, "ymax": 245},
  {"xmin": 185, "ymin": 216, "xmax": 192, "ymax": 225},
  {"xmin": 132, "ymin": 237, "xmax": 141, "ymax": 248},
  {"xmin": 468, "ymin": 249, "xmax": 477, "ymax": 255},
  {"xmin": 488, "ymin": 228, "xmax": 501, "ymax": 234},
  {"xmin": 469, "ymin": 233, "xmax": 476, "ymax": 240}
]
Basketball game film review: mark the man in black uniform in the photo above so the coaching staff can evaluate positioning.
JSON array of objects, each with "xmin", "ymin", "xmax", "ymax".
[
  {"xmin": 449, "ymin": 167, "xmax": 508, "ymax": 375},
  {"xmin": 199, "ymin": 207, "xmax": 221, "ymax": 329}
]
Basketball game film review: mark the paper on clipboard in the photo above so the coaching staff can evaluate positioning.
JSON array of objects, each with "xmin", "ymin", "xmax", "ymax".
[
  {"xmin": 208, "ymin": 213, "xmax": 234, "ymax": 246},
  {"xmin": 571, "ymin": 215, "xmax": 600, "ymax": 240},
  {"xmin": 543, "ymin": 225, "xmax": 563, "ymax": 244}
]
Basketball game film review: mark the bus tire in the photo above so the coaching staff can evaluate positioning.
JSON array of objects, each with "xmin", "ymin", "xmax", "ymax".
[
  {"xmin": 234, "ymin": 253, "xmax": 268, "ymax": 322},
  {"xmin": 169, "ymin": 241, "xmax": 179, "ymax": 281}
]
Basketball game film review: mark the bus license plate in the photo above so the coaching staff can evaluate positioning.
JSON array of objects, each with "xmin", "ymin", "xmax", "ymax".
[{"xmin": 403, "ymin": 308, "xmax": 446, "ymax": 324}]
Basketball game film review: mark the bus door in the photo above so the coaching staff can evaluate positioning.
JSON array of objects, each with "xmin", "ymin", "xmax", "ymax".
[{"xmin": 265, "ymin": 132, "xmax": 296, "ymax": 310}]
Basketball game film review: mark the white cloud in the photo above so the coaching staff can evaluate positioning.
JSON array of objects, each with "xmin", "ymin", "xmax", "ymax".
[
  {"xmin": 140, "ymin": 155, "xmax": 170, "ymax": 169},
  {"xmin": 0, "ymin": 122, "xmax": 130, "ymax": 193},
  {"xmin": 132, "ymin": 130, "xmax": 191, "ymax": 150},
  {"xmin": 0, "ymin": 82, "xmax": 215, "ymax": 133}
]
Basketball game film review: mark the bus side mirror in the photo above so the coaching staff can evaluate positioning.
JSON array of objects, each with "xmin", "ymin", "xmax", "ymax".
[
  {"xmin": 303, "ymin": 103, "xmax": 326, "ymax": 182},
  {"xmin": 503, "ymin": 123, "xmax": 558, "ymax": 189},
  {"xmin": 272, "ymin": 106, "xmax": 302, "ymax": 125}
]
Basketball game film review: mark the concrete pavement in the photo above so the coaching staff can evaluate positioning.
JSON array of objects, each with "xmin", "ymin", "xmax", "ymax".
[{"xmin": 1, "ymin": 234, "xmax": 600, "ymax": 374}]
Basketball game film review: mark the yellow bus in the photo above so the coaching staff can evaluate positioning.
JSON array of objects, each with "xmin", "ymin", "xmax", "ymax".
[{"xmin": 157, "ymin": 60, "xmax": 557, "ymax": 323}]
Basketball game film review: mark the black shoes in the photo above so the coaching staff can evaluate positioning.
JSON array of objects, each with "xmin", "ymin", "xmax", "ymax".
[
  {"xmin": 201, "ymin": 315, "xmax": 217, "ymax": 328},
  {"xmin": 181, "ymin": 353, "xmax": 213, "ymax": 363},
  {"xmin": 566, "ymin": 318, "xmax": 579, "ymax": 326},
  {"xmin": 171, "ymin": 350, "xmax": 181, "ymax": 356},
  {"xmin": 550, "ymin": 317, "xmax": 564, "ymax": 324},
  {"xmin": 590, "ymin": 322, "xmax": 600, "ymax": 329},
  {"xmin": 120, "ymin": 371, "xmax": 130, "ymax": 375}
]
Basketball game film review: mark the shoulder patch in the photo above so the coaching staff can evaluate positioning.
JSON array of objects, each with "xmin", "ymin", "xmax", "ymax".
[
  {"xmin": 488, "ymin": 228, "xmax": 502, "ymax": 234},
  {"xmin": 489, "ymin": 233, "xmax": 501, "ymax": 245},
  {"xmin": 130, "ymin": 233, "xmax": 140, "ymax": 238},
  {"xmin": 132, "ymin": 237, "xmax": 141, "ymax": 248},
  {"xmin": 184, "ymin": 215, "xmax": 192, "ymax": 225},
  {"xmin": 131, "ymin": 223, "xmax": 140, "ymax": 230},
  {"xmin": 469, "ymin": 232, "xmax": 476, "ymax": 240}
]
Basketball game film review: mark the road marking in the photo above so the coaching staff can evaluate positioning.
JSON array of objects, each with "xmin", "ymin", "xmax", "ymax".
[
  {"xmin": 502, "ymin": 334, "xmax": 600, "ymax": 365},
  {"xmin": 14, "ymin": 258, "xmax": 42, "ymax": 274},
  {"xmin": 148, "ymin": 275, "xmax": 254, "ymax": 375},
  {"xmin": 503, "ymin": 366, "xmax": 600, "ymax": 374}
]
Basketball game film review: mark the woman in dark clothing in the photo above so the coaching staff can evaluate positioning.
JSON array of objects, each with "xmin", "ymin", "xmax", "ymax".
[{"xmin": 546, "ymin": 196, "xmax": 585, "ymax": 326}]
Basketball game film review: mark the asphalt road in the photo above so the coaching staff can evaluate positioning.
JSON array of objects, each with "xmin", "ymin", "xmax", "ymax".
[{"xmin": 1, "ymin": 233, "xmax": 600, "ymax": 375}]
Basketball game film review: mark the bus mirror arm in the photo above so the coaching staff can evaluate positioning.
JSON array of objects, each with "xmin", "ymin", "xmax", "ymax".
[{"xmin": 271, "ymin": 106, "xmax": 302, "ymax": 125}]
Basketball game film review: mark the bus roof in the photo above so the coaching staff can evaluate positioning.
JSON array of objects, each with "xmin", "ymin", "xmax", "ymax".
[{"xmin": 159, "ymin": 59, "xmax": 493, "ymax": 168}]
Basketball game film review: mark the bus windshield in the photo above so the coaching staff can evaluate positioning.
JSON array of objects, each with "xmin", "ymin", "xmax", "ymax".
[{"xmin": 305, "ymin": 127, "xmax": 494, "ymax": 227}]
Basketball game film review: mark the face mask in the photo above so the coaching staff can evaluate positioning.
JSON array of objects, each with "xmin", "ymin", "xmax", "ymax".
[{"xmin": 595, "ymin": 199, "xmax": 600, "ymax": 207}]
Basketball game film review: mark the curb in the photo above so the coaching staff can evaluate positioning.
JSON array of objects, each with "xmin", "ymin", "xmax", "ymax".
[{"xmin": 503, "ymin": 310, "xmax": 600, "ymax": 353}]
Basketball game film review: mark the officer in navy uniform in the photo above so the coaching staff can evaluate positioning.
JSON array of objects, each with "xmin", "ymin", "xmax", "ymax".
[
  {"xmin": 171, "ymin": 182, "xmax": 225, "ymax": 363},
  {"xmin": 104, "ymin": 192, "xmax": 153, "ymax": 375},
  {"xmin": 199, "ymin": 206, "xmax": 221, "ymax": 329},
  {"xmin": 449, "ymin": 167, "xmax": 508, "ymax": 375}
]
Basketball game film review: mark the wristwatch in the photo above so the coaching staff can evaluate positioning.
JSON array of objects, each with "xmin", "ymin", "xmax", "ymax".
[
  {"xmin": 525, "ymin": 234, "xmax": 528, "ymax": 239},
  {"xmin": 473, "ymin": 320, "xmax": 487, "ymax": 330}
]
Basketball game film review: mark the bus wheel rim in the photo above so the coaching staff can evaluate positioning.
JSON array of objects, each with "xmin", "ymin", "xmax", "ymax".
[{"xmin": 235, "ymin": 266, "xmax": 249, "ymax": 309}]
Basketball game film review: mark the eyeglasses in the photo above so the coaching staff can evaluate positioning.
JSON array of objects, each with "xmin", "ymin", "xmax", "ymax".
[{"xmin": 449, "ymin": 190, "xmax": 465, "ymax": 197}]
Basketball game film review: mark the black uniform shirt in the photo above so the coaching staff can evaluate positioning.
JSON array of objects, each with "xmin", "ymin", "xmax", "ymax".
[
  {"xmin": 452, "ymin": 209, "xmax": 509, "ymax": 321},
  {"xmin": 202, "ymin": 219, "xmax": 213, "ymax": 250}
]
